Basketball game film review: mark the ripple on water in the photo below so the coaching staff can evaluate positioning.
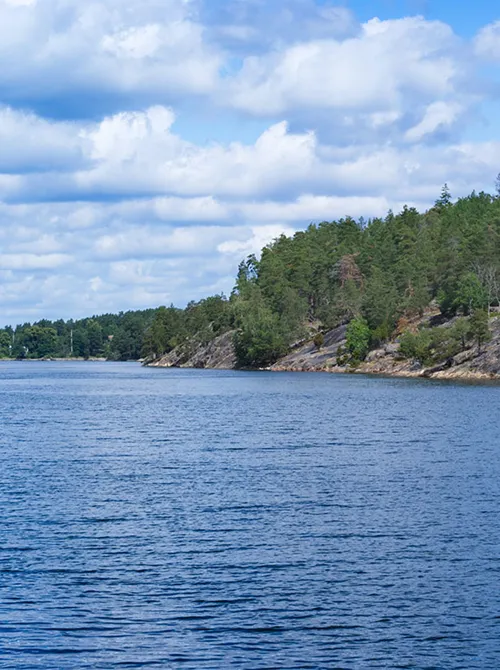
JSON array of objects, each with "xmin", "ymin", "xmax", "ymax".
[{"xmin": 1, "ymin": 362, "xmax": 500, "ymax": 668}]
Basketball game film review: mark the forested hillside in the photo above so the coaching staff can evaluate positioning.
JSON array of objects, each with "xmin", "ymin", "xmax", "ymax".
[{"xmin": 2, "ymin": 186, "xmax": 500, "ymax": 366}]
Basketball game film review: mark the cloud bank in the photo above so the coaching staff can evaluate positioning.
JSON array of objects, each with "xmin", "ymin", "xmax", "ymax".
[{"xmin": 0, "ymin": 0, "xmax": 499, "ymax": 324}]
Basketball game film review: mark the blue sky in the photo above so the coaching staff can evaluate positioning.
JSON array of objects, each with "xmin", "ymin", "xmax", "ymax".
[
  {"xmin": 352, "ymin": 0, "xmax": 496, "ymax": 36},
  {"xmin": 0, "ymin": 0, "xmax": 499, "ymax": 325}
]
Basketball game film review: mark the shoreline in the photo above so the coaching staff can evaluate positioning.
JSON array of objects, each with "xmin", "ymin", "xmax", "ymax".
[
  {"xmin": 1, "ymin": 357, "xmax": 112, "ymax": 363},
  {"xmin": 146, "ymin": 360, "xmax": 500, "ymax": 383},
  {"xmin": 2, "ymin": 356, "xmax": 499, "ymax": 383}
]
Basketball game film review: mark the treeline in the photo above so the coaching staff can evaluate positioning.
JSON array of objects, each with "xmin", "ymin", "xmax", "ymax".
[
  {"xmin": 0, "ymin": 310, "xmax": 156, "ymax": 360},
  {"xmin": 3, "ymin": 186, "xmax": 500, "ymax": 366},
  {"xmin": 227, "ymin": 186, "xmax": 500, "ymax": 366},
  {"xmin": 0, "ymin": 298, "xmax": 232, "ymax": 361}
]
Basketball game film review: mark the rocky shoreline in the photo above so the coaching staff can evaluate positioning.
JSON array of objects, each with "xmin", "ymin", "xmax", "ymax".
[{"xmin": 146, "ymin": 314, "xmax": 500, "ymax": 382}]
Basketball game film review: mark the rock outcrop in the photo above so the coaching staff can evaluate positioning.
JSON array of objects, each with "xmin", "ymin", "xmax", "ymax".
[
  {"xmin": 147, "ymin": 330, "xmax": 237, "ymax": 370},
  {"xmin": 270, "ymin": 325, "xmax": 347, "ymax": 371},
  {"xmin": 146, "ymin": 317, "xmax": 500, "ymax": 381}
]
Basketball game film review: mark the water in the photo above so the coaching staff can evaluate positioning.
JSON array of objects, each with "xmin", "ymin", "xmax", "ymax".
[{"xmin": 1, "ymin": 362, "xmax": 500, "ymax": 669}]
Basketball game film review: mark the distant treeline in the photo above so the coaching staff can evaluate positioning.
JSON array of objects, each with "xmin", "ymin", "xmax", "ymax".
[{"xmin": 3, "ymin": 186, "xmax": 500, "ymax": 366}]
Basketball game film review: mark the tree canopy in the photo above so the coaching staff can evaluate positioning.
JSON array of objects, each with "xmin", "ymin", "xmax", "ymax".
[{"xmin": 2, "ymin": 187, "xmax": 500, "ymax": 366}]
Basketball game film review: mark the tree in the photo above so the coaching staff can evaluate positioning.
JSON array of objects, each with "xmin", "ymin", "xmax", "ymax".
[
  {"xmin": 399, "ymin": 330, "xmax": 433, "ymax": 366},
  {"xmin": 435, "ymin": 183, "xmax": 452, "ymax": 208},
  {"xmin": 233, "ymin": 299, "xmax": 288, "ymax": 368},
  {"xmin": 362, "ymin": 266, "xmax": 399, "ymax": 331},
  {"xmin": 334, "ymin": 279, "xmax": 362, "ymax": 322},
  {"xmin": 72, "ymin": 328, "xmax": 90, "ymax": 358},
  {"xmin": 454, "ymin": 273, "xmax": 488, "ymax": 315},
  {"xmin": 18, "ymin": 326, "xmax": 58, "ymax": 358},
  {"xmin": 451, "ymin": 317, "xmax": 471, "ymax": 350},
  {"xmin": 0, "ymin": 330, "xmax": 11, "ymax": 358},
  {"xmin": 469, "ymin": 309, "xmax": 491, "ymax": 353},
  {"xmin": 345, "ymin": 317, "xmax": 371, "ymax": 363},
  {"xmin": 472, "ymin": 262, "xmax": 500, "ymax": 315},
  {"xmin": 87, "ymin": 320, "xmax": 103, "ymax": 357},
  {"xmin": 232, "ymin": 255, "xmax": 258, "ymax": 298},
  {"xmin": 333, "ymin": 254, "xmax": 363, "ymax": 288}
]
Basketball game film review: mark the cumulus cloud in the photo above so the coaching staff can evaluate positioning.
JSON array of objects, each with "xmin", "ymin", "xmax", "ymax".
[
  {"xmin": 205, "ymin": 0, "xmax": 359, "ymax": 53},
  {"xmin": 404, "ymin": 101, "xmax": 464, "ymax": 142},
  {"xmin": 0, "ymin": 253, "xmax": 73, "ymax": 270},
  {"xmin": 0, "ymin": 107, "xmax": 321, "ymax": 201},
  {"xmin": 76, "ymin": 112, "xmax": 318, "ymax": 199},
  {"xmin": 0, "ymin": 106, "xmax": 82, "ymax": 173},
  {"xmin": 0, "ymin": 0, "xmax": 221, "ymax": 114},
  {"xmin": 0, "ymin": 2, "xmax": 499, "ymax": 324},
  {"xmin": 474, "ymin": 21, "xmax": 500, "ymax": 61},
  {"xmin": 3, "ymin": 104, "xmax": 497, "ymax": 207},
  {"xmin": 224, "ymin": 16, "xmax": 476, "ymax": 146}
]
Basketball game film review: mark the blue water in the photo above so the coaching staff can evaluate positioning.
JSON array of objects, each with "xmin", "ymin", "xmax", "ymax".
[{"xmin": 1, "ymin": 362, "xmax": 500, "ymax": 669}]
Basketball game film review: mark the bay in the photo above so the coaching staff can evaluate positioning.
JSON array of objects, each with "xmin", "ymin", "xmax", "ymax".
[{"xmin": 1, "ymin": 361, "xmax": 500, "ymax": 668}]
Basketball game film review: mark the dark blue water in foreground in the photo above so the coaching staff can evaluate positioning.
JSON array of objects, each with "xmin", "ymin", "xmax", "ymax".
[{"xmin": 1, "ymin": 362, "xmax": 500, "ymax": 669}]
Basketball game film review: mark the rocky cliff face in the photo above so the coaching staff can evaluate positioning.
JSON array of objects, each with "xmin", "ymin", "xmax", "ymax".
[
  {"xmin": 331, "ymin": 315, "xmax": 500, "ymax": 381},
  {"xmin": 147, "ymin": 330, "xmax": 237, "ymax": 370},
  {"xmin": 270, "ymin": 325, "xmax": 347, "ymax": 372},
  {"xmin": 146, "ymin": 318, "xmax": 500, "ymax": 381}
]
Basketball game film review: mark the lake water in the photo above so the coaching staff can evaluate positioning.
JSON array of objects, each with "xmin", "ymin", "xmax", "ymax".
[{"xmin": 1, "ymin": 362, "xmax": 500, "ymax": 669}]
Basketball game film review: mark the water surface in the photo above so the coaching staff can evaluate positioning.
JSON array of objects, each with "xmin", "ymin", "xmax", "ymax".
[{"xmin": 1, "ymin": 362, "xmax": 500, "ymax": 668}]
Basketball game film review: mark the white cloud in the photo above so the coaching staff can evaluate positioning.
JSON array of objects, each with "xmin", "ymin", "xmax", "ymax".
[
  {"xmin": 228, "ymin": 17, "xmax": 460, "ymax": 113},
  {"xmin": 74, "ymin": 111, "xmax": 318, "ymax": 199},
  {"xmin": 207, "ymin": 0, "xmax": 359, "ymax": 51},
  {"xmin": 237, "ymin": 195, "xmax": 395, "ymax": 222},
  {"xmin": 405, "ymin": 101, "xmax": 464, "ymax": 142},
  {"xmin": 101, "ymin": 24, "xmax": 163, "ymax": 60},
  {"xmin": 4, "ymin": 102, "xmax": 486, "ymax": 208},
  {"xmin": 0, "ymin": 4, "xmax": 499, "ymax": 324},
  {"xmin": 222, "ymin": 15, "xmax": 477, "ymax": 146},
  {"xmin": 2, "ymin": 0, "xmax": 36, "ymax": 6},
  {"xmin": 0, "ymin": 106, "xmax": 81, "ymax": 172},
  {"xmin": 217, "ymin": 224, "xmax": 297, "ymax": 256},
  {"xmin": 0, "ymin": 253, "xmax": 73, "ymax": 270},
  {"xmin": 474, "ymin": 21, "xmax": 500, "ymax": 60},
  {"xmin": 0, "ymin": 0, "xmax": 221, "ymax": 108}
]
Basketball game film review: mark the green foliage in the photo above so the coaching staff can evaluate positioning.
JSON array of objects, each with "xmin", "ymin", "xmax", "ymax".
[
  {"xmin": 469, "ymin": 309, "xmax": 492, "ymax": 352},
  {"xmin": 1, "ymin": 310, "xmax": 156, "ymax": 360},
  {"xmin": 370, "ymin": 323, "xmax": 391, "ymax": 347},
  {"xmin": 362, "ymin": 266, "xmax": 399, "ymax": 332},
  {"xmin": 233, "ymin": 290, "xmax": 288, "ymax": 368},
  {"xmin": 398, "ymin": 313, "xmax": 489, "ymax": 367},
  {"xmin": 454, "ymin": 273, "xmax": 488, "ymax": 315},
  {"xmin": 313, "ymin": 332, "xmax": 324, "ymax": 349},
  {"xmin": 142, "ymin": 305, "xmax": 184, "ymax": 358},
  {"xmin": 399, "ymin": 330, "xmax": 434, "ymax": 366},
  {"xmin": 450, "ymin": 317, "xmax": 471, "ymax": 350},
  {"xmin": 0, "ymin": 330, "xmax": 12, "ymax": 358},
  {"xmin": 334, "ymin": 278, "xmax": 362, "ymax": 322},
  {"xmin": 13, "ymin": 325, "xmax": 58, "ymax": 359},
  {"xmin": 435, "ymin": 183, "xmax": 452, "ymax": 209},
  {"xmin": 344, "ymin": 317, "xmax": 371, "ymax": 364},
  {"xmin": 4, "ymin": 185, "xmax": 500, "ymax": 366}
]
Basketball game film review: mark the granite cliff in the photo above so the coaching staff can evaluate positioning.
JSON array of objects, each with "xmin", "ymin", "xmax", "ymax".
[
  {"xmin": 146, "ymin": 330, "xmax": 237, "ymax": 370},
  {"xmin": 146, "ymin": 312, "xmax": 500, "ymax": 381}
]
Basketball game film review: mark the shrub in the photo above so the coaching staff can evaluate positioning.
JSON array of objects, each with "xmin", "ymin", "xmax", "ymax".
[
  {"xmin": 345, "ymin": 317, "xmax": 371, "ymax": 364},
  {"xmin": 399, "ymin": 323, "xmax": 466, "ymax": 366},
  {"xmin": 313, "ymin": 332, "xmax": 325, "ymax": 349}
]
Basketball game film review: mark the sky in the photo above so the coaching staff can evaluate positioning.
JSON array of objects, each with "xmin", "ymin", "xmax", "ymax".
[{"xmin": 1, "ymin": 0, "xmax": 500, "ymax": 325}]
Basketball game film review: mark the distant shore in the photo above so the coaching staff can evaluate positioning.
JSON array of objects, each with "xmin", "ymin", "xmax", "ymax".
[{"xmin": 1, "ymin": 357, "xmax": 110, "ymax": 362}]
